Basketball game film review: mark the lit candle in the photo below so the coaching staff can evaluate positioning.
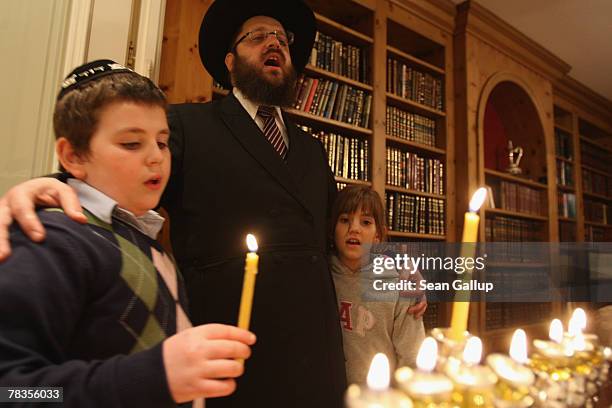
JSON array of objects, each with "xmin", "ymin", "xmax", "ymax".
[
  {"xmin": 396, "ymin": 337, "xmax": 454, "ymax": 407},
  {"xmin": 486, "ymin": 329, "xmax": 535, "ymax": 407},
  {"xmin": 529, "ymin": 320, "xmax": 574, "ymax": 404},
  {"xmin": 568, "ymin": 308, "xmax": 586, "ymax": 334},
  {"xmin": 532, "ymin": 319, "xmax": 573, "ymax": 360},
  {"xmin": 446, "ymin": 337, "xmax": 497, "ymax": 408},
  {"xmin": 345, "ymin": 353, "xmax": 412, "ymax": 408},
  {"xmin": 450, "ymin": 187, "xmax": 487, "ymax": 340},
  {"xmin": 549, "ymin": 319, "xmax": 563, "ymax": 344},
  {"xmin": 238, "ymin": 234, "xmax": 258, "ymax": 330},
  {"xmin": 565, "ymin": 308, "xmax": 605, "ymax": 400}
]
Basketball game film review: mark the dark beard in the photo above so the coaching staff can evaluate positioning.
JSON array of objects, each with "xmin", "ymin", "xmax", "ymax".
[{"xmin": 231, "ymin": 52, "xmax": 298, "ymax": 107}]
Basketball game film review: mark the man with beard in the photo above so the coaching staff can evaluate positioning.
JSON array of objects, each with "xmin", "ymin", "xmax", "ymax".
[
  {"xmin": 0, "ymin": 1, "xmax": 347, "ymax": 407},
  {"xmin": 159, "ymin": 2, "xmax": 348, "ymax": 406}
]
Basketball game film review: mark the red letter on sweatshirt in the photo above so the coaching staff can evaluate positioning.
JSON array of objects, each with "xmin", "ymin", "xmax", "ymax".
[{"xmin": 339, "ymin": 301, "xmax": 353, "ymax": 331}]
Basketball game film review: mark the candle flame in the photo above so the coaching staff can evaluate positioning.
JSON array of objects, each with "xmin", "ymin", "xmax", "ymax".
[
  {"xmin": 509, "ymin": 329, "xmax": 528, "ymax": 364},
  {"xmin": 549, "ymin": 319, "xmax": 563, "ymax": 343},
  {"xmin": 416, "ymin": 337, "xmax": 438, "ymax": 372},
  {"xmin": 469, "ymin": 187, "xmax": 487, "ymax": 212},
  {"xmin": 568, "ymin": 308, "xmax": 586, "ymax": 337},
  {"xmin": 366, "ymin": 353, "xmax": 390, "ymax": 391},
  {"xmin": 572, "ymin": 331, "xmax": 586, "ymax": 352},
  {"xmin": 463, "ymin": 336, "xmax": 482, "ymax": 365},
  {"xmin": 246, "ymin": 234, "xmax": 258, "ymax": 252}
]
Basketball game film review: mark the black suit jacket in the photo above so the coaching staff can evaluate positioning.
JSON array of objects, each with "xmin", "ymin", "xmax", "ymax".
[{"xmin": 163, "ymin": 94, "xmax": 346, "ymax": 408}]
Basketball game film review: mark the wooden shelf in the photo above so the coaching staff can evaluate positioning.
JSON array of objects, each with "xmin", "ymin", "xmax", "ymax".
[
  {"xmin": 386, "ymin": 92, "xmax": 446, "ymax": 118},
  {"xmin": 285, "ymin": 108, "xmax": 373, "ymax": 136},
  {"xmin": 554, "ymin": 123, "xmax": 573, "ymax": 134},
  {"xmin": 581, "ymin": 164, "xmax": 610, "ymax": 177},
  {"xmin": 484, "ymin": 169, "xmax": 548, "ymax": 190},
  {"xmin": 485, "ymin": 208, "xmax": 548, "ymax": 221},
  {"xmin": 314, "ymin": 12, "xmax": 373, "ymax": 45},
  {"xmin": 387, "ymin": 230, "xmax": 446, "ymax": 240},
  {"xmin": 558, "ymin": 217, "xmax": 576, "ymax": 223},
  {"xmin": 585, "ymin": 221, "xmax": 612, "ymax": 229},
  {"xmin": 385, "ymin": 184, "xmax": 445, "ymax": 199},
  {"xmin": 385, "ymin": 135, "xmax": 445, "ymax": 155},
  {"xmin": 335, "ymin": 176, "xmax": 371, "ymax": 186},
  {"xmin": 304, "ymin": 65, "xmax": 373, "ymax": 91},
  {"xmin": 583, "ymin": 191, "xmax": 611, "ymax": 201},
  {"xmin": 580, "ymin": 135, "xmax": 612, "ymax": 153},
  {"xmin": 557, "ymin": 184, "xmax": 575, "ymax": 192},
  {"xmin": 555, "ymin": 155, "xmax": 573, "ymax": 163},
  {"xmin": 386, "ymin": 45, "xmax": 445, "ymax": 76}
]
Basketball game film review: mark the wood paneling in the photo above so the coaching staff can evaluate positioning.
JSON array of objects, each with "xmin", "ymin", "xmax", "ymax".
[{"xmin": 159, "ymin": 0, "xmax": 213, "ymax": 104}]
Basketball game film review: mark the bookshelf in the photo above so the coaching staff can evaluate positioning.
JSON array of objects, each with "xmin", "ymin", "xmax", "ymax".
[
  {"xmin": 551, "ymin": 74, "xmax": 612, "ymax": 323},
  {"xmin": 453, "ymin": 1, "xmax": 571, "ymax": 351},
  {"xmin": 302, "ymin": 0, "xmax": 456, "ymax": 330},
  {"xmin": 579, "ymin": 118, "xmax": 612, "ymax": 242}
]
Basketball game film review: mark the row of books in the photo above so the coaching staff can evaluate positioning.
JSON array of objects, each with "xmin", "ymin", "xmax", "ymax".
[
  {"xmin": 486, "ymin": 302, "xmax": 551, "ymax": 330},
  {"xmin": 386, "ymin": 192, "xmax": 445, "ymax": 235},
  {"xmin": 582, "ymin": 168, "xmax": 610, "ymax": 197},
  {"xmin": 386, "ymin": 106, "xmax": 436, "ymax": 147},
  {"xmin": 555, "ymin": 128, "xmax": 573, "ymax": 160},
  {"xmin": 585, "ymin": 225, "xmax": 608, "ymax": 242},
  {"xmin": 386, "ymin": 58, "xmax": 443, "ymax": 111},
  {"xmin": 584, "ymin": 199, "xmax": 609, "ymax": 225},
  {"xmin": 558, "ymin": 192, "xmax": 576, "ymax": 219},
  {"xmin": 556, "ymin": 160, "xmax": 574, "ymax": 187},
  {"xmin": 581, "ymin": 142, "xmax": 611, "ymax": 173},
  {"xmin": 309, "ymin": 31, "xmax": 369, "ymax": 84},
  {"xmin": 559, "ymin": 221, "xmax": 577, "ymax": 242},
  {"xmin": 386, "ymin": 147, "xmax": 444, "ymax": 195},
  {"xmin": 293, "ymin": 76, "xmax": 372, "ymax": 128},
  {"xmin": 300, "ymin": 126, "xmax": 370, "ymax": 181},
  {"xmin": 498, "ymin": 181, "xmax": 546, "ymax": 216},
  {"xmin": 485, "ymin": 215, "xmax": 545, "ymax": 243},
  {"xmin": 486, "ymin": 268, "xmax": 551, "ymax": 301}
]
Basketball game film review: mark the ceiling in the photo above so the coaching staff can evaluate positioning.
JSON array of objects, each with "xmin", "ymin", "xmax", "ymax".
[{"xmin": 452, "ymin": 0, "xmax": 612, "ymax": 102}]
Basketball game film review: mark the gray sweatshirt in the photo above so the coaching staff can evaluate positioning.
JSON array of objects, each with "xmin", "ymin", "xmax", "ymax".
[{"xmin": 330, "ymin": 254, "xmax": 426, "ymax": 385}]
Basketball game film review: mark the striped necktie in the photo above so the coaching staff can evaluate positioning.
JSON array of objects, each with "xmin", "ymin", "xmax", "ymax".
[{"xmin": 257, "ymin": 105, "xmax": 287, "ymax": 159}]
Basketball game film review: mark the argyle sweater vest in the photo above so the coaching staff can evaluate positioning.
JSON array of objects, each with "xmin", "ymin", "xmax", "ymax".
[
  {"xmin": 79, "ymin": 208, "xmax": 189, "ymax": 352},
  {"xmin": 0, "ymin": 208, "xmax": 190, "ymax": 406}
]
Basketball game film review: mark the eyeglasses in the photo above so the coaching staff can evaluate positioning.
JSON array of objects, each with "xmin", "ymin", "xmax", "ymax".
[{"xmin": 233, "ymin": 29, "xmax": 295, "ymax": 49}]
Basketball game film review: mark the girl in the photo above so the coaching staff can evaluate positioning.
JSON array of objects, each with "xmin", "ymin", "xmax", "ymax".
[{"xmin": 330, "ymin": 185, "xmax": 426, "ymax": 384}]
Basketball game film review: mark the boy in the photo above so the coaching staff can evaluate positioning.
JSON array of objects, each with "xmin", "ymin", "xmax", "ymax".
[{"xmin": 0, "ymin": 60, "xmax": 255, "ymax": 407}]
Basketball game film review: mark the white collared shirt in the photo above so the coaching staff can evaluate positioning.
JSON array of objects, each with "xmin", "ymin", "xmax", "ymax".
[
  {"xmin": 232, "ymin": 87, "xmax": 290, "ymax": 147},
  {"xmin": 67, "ymin": 179, "xmax": 165, "ymax": 239}
]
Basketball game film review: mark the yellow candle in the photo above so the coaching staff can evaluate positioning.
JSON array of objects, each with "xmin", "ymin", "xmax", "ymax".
[
  {"xmin": 238, "ymin": 234, "xmax": 258, "ymax": 330},
  {"xmin": 450, "ymin": 188, "xmax": 487, "ymax": 340}
]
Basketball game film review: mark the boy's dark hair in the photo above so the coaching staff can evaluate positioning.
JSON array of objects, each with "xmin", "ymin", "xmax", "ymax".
[
  {"xmin": 53, "ymin": 68, "xmax": 167, "ymax": 169},
  {"xmin": 330, "ymin": 186, "xmax": 388, "ymax": 243}
]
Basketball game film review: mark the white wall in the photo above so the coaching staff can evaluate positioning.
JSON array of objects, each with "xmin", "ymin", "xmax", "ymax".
[
  {"xmin": 87, "ymin": 0, "xmax": 134, "ymax": 64},
  {"xmin": 0, "ymin": 0, "xmax": 72, "ymax": 194},
  {"xmin": 0, "ymin": 0, "xmax": 164, "ymax": 195}
]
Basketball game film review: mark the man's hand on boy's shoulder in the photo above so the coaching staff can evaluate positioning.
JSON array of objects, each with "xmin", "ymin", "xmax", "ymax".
[
  {"xmin": 398, "ymin": 269, "xmax": 427, "ymax": 319},
  {"xmin": 407, "ymin": 298, "xmax": 427, "ymax": 319},
  {"xmin": 163, "ymin": 324, "xmax": 256, "ymax": 403},
  {"xmin": 0, "ymin": 177, "xmax": 86, "ymax": 261}
]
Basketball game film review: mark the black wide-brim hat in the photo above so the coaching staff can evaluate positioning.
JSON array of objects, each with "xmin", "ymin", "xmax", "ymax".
[{"xmin": 199, "ymin": 0, "xmax": 316, "ymax": 89}]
